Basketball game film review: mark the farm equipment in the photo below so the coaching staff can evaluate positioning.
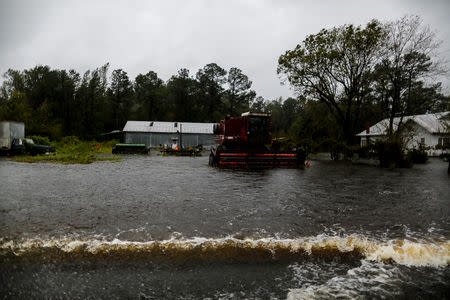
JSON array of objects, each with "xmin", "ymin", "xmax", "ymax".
[{"xmin": 209, "ymin": 112, "xmax": 306, "ymax": 168}]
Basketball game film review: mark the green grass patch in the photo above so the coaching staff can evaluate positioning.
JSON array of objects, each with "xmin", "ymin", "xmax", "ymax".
[{"xmin": 13, "ymin": 136, "xmax": 122, "ymax": 164}]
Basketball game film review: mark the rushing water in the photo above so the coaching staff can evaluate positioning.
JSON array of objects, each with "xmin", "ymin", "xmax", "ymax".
[{"xmin": 0, "ymin": 155, "xmax": 449, "ymax": 299}]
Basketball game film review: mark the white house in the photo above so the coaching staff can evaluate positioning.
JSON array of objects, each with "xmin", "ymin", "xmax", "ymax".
[{"xmin": 356, "ymin": 112, "xmax": 449, "ymax": 155}]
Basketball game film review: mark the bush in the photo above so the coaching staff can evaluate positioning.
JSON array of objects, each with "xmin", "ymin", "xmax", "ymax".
[
  {"xmin": 13, "ymin": 137, "xmax": 121, "ymax": 164},
  {"xmin": 27, "ymin": 135, "xmax": 51, "ymax": 145},
  {"xmin": 435, "ymin": 144, "xmax": 450, "ymax": 150},
  {"xmin": 375, "ymin": 140, "xmax": 411, "ymax": 168},
  {"xmin": 60, "ymin": 136, "xmax": 81, "ymax": 145},
  {"xmin": 407, "ymin": 147, "xmax": 428, "ymax": 164},
  {"xmin": 353, "ymin": 144, "xmax": 377, "ymax": 159}
]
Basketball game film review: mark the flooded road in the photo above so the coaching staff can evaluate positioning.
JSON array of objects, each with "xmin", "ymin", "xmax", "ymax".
[{"xmin": 0, "ymin": 155, "xmax": 449, "ymax": 298}]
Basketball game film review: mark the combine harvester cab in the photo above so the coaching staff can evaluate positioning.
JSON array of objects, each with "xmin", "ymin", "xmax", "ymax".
[{"xmin": 209, "ymin": 112, "xmax": 306, "ymax": 168}]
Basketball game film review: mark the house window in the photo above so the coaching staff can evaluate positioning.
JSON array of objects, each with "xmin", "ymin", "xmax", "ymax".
[
  {"xmin": 361, "ymin": 139, "xmax": 367, "ymax": 146},
  {"xmin": 437, "ymin": 137, "xmax": 449, "ymax": 146},
  {"xmin": 420, "ymin": 138, "xmax": 425, "ymax": 145}
]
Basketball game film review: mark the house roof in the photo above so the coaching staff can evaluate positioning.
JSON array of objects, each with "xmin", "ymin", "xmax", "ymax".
[
  {"xmin": 357, "ymin": 112, "xmax": 450, "ymax": 137},
  {"xmin": 123, "ymin": 121, "xmax": 216, "ymax": 134}
]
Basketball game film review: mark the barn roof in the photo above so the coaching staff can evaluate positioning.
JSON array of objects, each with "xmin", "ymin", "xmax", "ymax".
[
  {"xmin": 123, "ymin": 121, "xmax": 215, "ymax": 134},
  {"xmin": 357, "ymin": 112, "xmax": 450, "ymax": 137}
]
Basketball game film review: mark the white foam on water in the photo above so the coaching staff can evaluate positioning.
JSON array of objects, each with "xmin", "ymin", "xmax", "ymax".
[
  {"xmin": 365, "ymin": 239, "xmax": 450, "ymax": 267},
  {"xmin": 1, "ymin": 235, "xmax": 448, "ymax": 267},
  {"xmin": 287, "ymin": 260, "xmax": 405, "ymax": 300}
]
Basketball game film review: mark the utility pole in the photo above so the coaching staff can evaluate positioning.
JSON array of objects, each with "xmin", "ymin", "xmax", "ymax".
[{"xmin": 179, "ymin": 124, "xmax": 183, "ymax": 150}]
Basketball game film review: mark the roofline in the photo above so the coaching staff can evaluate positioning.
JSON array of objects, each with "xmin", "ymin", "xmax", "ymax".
[
  {"xmin": 124, "ymin": 131, "xmax": 213, "ymax": 135},
  {"xmin": 241, "ymin": 112, "xmax": 270, "ymax": 117},
  {"xmin": 356, "ymin": 111, "xmax": 450, "ymax": 136}
]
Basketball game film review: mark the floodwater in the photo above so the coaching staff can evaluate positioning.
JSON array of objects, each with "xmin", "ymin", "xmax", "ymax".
[{"xmin": 0, "ymin": 155, "xmax": 449, "ymax": 299}]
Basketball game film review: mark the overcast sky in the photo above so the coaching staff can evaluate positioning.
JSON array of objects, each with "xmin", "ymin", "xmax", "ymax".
[{"xmin": 1, "ymin": 0, "xmax": 449, "ymax": 100}]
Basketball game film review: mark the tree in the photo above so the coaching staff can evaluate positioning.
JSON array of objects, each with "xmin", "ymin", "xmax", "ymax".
[
  {"xmin": 225, "ymin": 67, "xmax": 255, "ymax": 115},
  {"xmin": 265, "ymin": 98, "xmax": 283, "ymax": 136},
  {"xmin": 75, "ymin": 64, "xmax": 109, "ymax": 137},
  {"xmin": 54, "ymin": 69, "xmax": 80, "ymax": 135},
  {"xmin": 196, "ymin": 63, "xmax": 227, "ymax": 121},
  {"xmin": 278, "ymin": 20, "xmax": 385, "ymax": 144},
  {"xmin": 166, "ymin": 68, "xmax": 198, "ymax": 121},
  {"xmin": 281, "ymin": 97, "xmax": 303, "ymax": 133},
  {"xmin": 109, "ymin": 68, "xmax": 133, "ymax": 130},
  {"xmin": 135, "ymin": 71, "xmax": 164, "ymax": 121},
  {"xmin": 0, "ymin": 91, "xmax": 32, "ymax": 124},
  {"xmin": 288, "ymin": 100, "xmax": 338, "ymax": 148},
  {"xmin": 0, "ymin": 69, "xmax": 25, "ymax": 102},
  {"xmin": 250, "ymin": 96, "xmax": 267, "ymax": 113},
  {"xmin": 374, "ymin": 15, "xmax": 447, "ymax": 136}
]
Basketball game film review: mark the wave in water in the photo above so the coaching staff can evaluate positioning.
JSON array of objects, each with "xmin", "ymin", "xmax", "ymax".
[
  {"xmin": 287, "ymin": 258, "xmax": 450, "ymax": 300},
  {"xmin": 1, "ymin": 235, "xmax": 448, "ymax": 267}
]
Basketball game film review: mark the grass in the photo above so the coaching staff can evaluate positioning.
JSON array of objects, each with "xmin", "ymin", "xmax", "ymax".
[{"xmin": 12, "ymin": 137, "xmax": 122, "ymax": 164}]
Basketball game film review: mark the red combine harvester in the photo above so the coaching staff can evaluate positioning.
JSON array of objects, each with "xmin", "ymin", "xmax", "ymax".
[{"xmin": 209, "ymin": 112, "xmax": 306, "ymax": 168}]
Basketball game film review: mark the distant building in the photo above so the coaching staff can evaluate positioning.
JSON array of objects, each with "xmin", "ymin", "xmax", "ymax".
[
  {"xmin": 122, "ymin": 121, "xmax": 216, "ymax": 148},
  {"xmin": 356, "ymin": 112, "xmax": 449, "ymax": 155}
]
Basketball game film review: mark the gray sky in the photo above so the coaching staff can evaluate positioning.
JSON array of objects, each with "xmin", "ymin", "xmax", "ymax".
[{"xmin": 1, "ymin": 0, "xmax": 449, "ymax": 100}]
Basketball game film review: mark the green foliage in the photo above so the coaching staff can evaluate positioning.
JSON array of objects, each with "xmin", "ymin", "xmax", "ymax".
[
  {"xmin": 373, "ymin": 16, "xmax": 443, "ymax": 136},
  {"xmin": 135, "ymin": 71, "xmax": 164, "ymax": 121},
  {"xmin": 59, "ymin": 135, "xmax": 81, "ymax": 145},
  {"xmin": 13, "ymin": 138, "xmax": 121, "ymax": 164},
  {"xmin": 1, "ymin": 16, "xmax": 447, "ymax": 156},
  {"xmin": 278, "ymin": 16, "xmax": 446, "ymax": 146},
  {"xmin": 278, "ymin": 20, "xmax": 385, "ymax": 144},
  {"xmin": 375, "ymin": 140, "xmax": 412, "ymax": 168},
  {"xmin": 0, "ymin": 62, "xmax": 261, "ymax": 137},
  {"xmin": 27, "ymin": 135, "xmax": 51, "ymax": 145},
  {"xmin": 195, "ymin": 63, "xmax": 227, "ymax": 122},
  {"xmin": 407, "ymin": 147, "xmax": 428, "ymax": 164},
  {"xmin": 225, "ymin": 67, "xmax": 255, "ymax": 116},
  {"xmin": 354, "ymin": 144, "xmax": 377, "ymax": 159},
  {"xmin": 434, "ymin": 143, "xmax": 450, "ymax": 150}
]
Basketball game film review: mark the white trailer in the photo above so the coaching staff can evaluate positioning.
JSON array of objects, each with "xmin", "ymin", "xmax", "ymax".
[{"xmin": 0, "ymin": 121, "xmax": 25, "ymax": 153}]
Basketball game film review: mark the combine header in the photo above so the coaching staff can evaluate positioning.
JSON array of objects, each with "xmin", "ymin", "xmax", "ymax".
[{"xmin": 209, "ymin": 112, "xmax": 306, "ymax": 168}]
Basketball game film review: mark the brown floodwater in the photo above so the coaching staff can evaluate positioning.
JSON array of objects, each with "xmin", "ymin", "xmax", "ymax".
[{"xmin": 0, "ymin": 155, "xmax": 449, "ymax": 299}]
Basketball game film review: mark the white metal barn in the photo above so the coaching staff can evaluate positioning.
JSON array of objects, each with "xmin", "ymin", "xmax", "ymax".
[
  {"xmin": 356, "ymin": 112, "xmax": 449, "ymax": 155},
  {"xmin": 122, "ymin": 121, "xmax": 216, "ymax": 148}
]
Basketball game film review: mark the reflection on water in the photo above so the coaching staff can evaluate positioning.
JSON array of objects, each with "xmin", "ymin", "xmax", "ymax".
[{"xmin": 0, "ymin": 156, "xmax": 449, "ymax": 298}]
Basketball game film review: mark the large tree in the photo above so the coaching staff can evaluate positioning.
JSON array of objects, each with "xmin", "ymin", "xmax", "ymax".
[
  {"xmin": 374, "ymin": 16, "xmax": 446, "ymax": 135},
  {"xmin": 108, "ymin": 68, "xmax": 133, "ymax": 130},
  {"xmin": 166, "ymin": 68, "xmax": 199, "ymax": 121},
  {"xmin": 76, "ymin": 64, "xmax": 109, "ymax": 136},
  {"xmin": 196, "ymin": 63, "xmax": 227, "ymax": 121},
  {"xmin": 225, "ymin": 67, "xmax": 255, "ymax": 115},
  {"xmin": 278, "ymin": 20, "xmax": 385, "ymax": 144},
  {"xmin": 134, "ymin": 71, "xmax": 164, "ymax": 121}
]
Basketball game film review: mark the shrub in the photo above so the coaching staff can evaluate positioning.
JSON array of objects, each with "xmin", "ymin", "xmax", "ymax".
[
  {"xmin": 375, "ymin": 140, "xmax": 411, "ymax": 168},
  {"xmin": 27, "ymin": 135, "xmax": 51, "ymax": 145},
  {"xmin": 407, "ymin": 147, "xmax": 428, "ymax": 164},
  {"xmin": 60, "ymin": 136, "xmax": 81, "ymax": 145},
  {"xmin": 435, "ymin": 144, "xmax": 450, "ymax": 150}
]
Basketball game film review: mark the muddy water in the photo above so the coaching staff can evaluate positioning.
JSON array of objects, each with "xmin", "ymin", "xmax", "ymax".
[{"xmin": 0, "ymin": 156, "xmax": 449, "ymax": 299}]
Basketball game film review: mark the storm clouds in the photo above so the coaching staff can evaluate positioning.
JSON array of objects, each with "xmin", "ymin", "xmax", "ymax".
[{"xmin": 1, "ymin": 0, "xmax": 449, "ymax": 99}]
